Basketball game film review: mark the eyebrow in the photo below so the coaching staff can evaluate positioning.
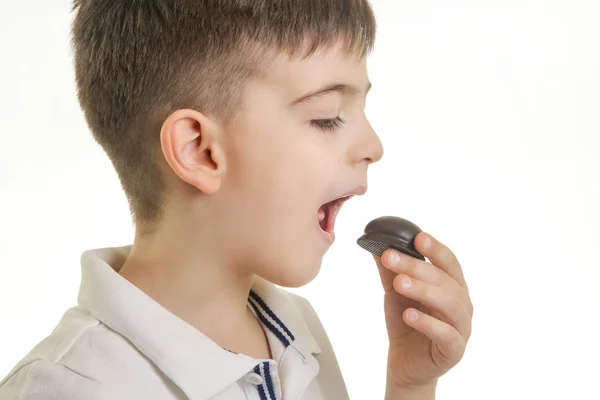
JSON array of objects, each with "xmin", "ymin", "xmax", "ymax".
[{"xmin": 290, "ymin": 81, "xmax": 372, "ymax": 106}]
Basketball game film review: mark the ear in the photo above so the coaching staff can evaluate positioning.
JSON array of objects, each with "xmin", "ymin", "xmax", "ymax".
[{"xmin": 160, "ymin": 109, "xmax": 226, "ymax": 195}]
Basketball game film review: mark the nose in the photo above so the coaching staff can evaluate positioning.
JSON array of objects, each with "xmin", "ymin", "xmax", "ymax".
[{"xmin": 349, "ymin": 119, "xmax": 384, "ymax": 166}]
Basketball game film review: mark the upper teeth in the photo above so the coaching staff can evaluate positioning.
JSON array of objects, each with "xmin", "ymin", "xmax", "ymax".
[
  {"xmin": 332, "ymin": 203, "xmax": 343, "ymax": 219},
  {"xmin": 318, "ymin": 197, "xmax": 351, "ymax": 221}
]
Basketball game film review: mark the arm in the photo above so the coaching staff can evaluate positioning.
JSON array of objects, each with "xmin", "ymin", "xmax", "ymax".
[{"xmin": 385, "ymin": 380, "xmax": 437, "ymax": 400}]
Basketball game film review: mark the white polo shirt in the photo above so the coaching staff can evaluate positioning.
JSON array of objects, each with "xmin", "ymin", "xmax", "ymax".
[{"xmin": 0, "ymin": 245, "xmax": 350, "ymax": 399}]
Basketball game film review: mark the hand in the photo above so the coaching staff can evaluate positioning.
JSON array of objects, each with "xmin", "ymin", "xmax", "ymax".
[{"xmin": 374, "ymin": 232, "xmax": 473, "ymax": 391}]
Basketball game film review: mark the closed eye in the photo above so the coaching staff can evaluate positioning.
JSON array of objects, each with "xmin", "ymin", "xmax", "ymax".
[{"xmin": 311, "ymin": 116, "xmax": 346, "ymax": 132}]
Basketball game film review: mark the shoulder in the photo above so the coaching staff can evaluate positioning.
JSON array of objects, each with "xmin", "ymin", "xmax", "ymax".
[
  {"xmin": 282, "ymin": 289, "xmax": 350, "ymax": 395},
  {"xmin": 286, "ymin": 291, "xmax": 319, "ymax": 320},
  {"xmin": 0, "ymin": 359, "xmax": 102, "ymax": 400},
  {"xmin": 282, "ymin": 290, "xmax": 332, "ymax": 345},
  {"xmin": 0, "ymin": 306, "xmax": 128, "ymax": 399},
  {"xmin": 285, "ymin": 290, "xmax": 325, "ymax": 324}
]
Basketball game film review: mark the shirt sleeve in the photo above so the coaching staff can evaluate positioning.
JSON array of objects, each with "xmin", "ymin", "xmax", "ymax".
[{"xmin": 0, "ymin": 359, "xmax": 102, "ymax": 400}]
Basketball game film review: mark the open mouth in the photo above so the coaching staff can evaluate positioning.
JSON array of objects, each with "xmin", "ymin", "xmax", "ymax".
[{"xmin": 317, "ymin": 195, "xmax": 353, "ymax": 242}]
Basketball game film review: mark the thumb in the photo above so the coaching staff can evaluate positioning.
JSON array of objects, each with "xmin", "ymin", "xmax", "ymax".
[{"xmin": 373, "ymin": 250, "xmax": 398, "ymax": 294}]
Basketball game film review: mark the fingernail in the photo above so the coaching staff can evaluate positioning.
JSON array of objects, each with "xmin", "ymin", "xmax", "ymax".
[
  {"xmin": 423, "ymin": 235, "xmax": 431, "ymax": 249},
  {"xmin": 407, "ymin": 309, "xmax": 419, "ymax": 322},
  {"xmin": 388, "ymin": 250, "xmax": 400, "ymax": 266},
  {"xmin": 400, "ymin": 275, "xmax": 412, "ymax": 289}
]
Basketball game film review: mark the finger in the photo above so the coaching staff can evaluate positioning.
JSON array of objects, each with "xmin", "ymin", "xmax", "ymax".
[
  {"xmin": 393, "ymin": 274, "xmax": 471, "ymax": 338},
  {"xmin": 373, "ymin": 254, "xmax": 397, "ymax": 294},
  {"xmin": 416, "ymin": 233, "xmax": 467, "ymax": 289},
  {"xmin": 402, "ymin": 307, "xmax": 467, "ymax": 366},
  {"xmin": 381, "ymin": 248, "xmax": 452, "ymax": 288}
]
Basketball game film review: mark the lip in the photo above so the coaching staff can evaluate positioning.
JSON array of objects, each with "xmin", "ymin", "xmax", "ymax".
[
  {"xmin": 320, "ymin": 227, "xmax": 335, "ymax": 244},
  {"xmin": 327, "ymin": 185, "xmax": 368, "ymax": 204},
  {"xmin": 345, "ymin": 185, "xmax": 368, "ymax": 197},
  {"xmin": 318, "ymin": 185, "xmax": 368, "ymax": 245}
]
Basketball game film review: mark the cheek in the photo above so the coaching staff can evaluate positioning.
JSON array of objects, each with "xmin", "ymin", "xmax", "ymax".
[
  {"xmin": 231, "ymin": 133, "xmax": 313, "ymax": 197},
  {"xmin": 224, "ymin": 123, "xmax": 337, "ymax": 238}
]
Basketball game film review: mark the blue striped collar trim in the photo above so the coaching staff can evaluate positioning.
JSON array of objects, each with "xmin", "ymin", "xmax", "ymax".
[
  {"xmin": 248, "ymin": 289, "xmax": 295, "ymax": 347},
  {"xmin": 254, "ymin": 361, "xmax": 277, "ymax": 400}
]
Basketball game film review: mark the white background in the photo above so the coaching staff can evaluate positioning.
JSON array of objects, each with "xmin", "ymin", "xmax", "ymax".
[{"xmin": 1, "ymin": 1, "xmax": 599, "ymax": 398}]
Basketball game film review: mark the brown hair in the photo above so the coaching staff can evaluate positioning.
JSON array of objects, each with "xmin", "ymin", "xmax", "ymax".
[{"xmin": 71, "ymin": 0, "xmax": 376, "ymax": 236}]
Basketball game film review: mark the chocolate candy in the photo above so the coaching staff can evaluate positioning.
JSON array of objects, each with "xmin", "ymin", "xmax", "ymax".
[{"xmin": 357, "ymin": 216, "xmax": 425, "ymax": 261}]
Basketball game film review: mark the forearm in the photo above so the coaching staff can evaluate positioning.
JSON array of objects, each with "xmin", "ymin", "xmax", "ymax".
[{"xmin": 385, "ymin": 379, "xmax": 437, "ymax": 400}]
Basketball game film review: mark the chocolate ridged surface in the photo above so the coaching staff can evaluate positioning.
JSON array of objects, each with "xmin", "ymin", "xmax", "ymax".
[{"xmin": 357, "ymin": 216, "xmax": 425, "ymax": 260}]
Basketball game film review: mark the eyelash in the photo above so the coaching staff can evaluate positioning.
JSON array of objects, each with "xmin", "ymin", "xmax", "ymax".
[{"xmin": 311, "ymin": 116, "xmax": 346, "ymax": 132}]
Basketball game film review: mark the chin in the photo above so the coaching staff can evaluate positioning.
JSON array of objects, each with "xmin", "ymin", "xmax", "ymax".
[{"xmin": 262, "ymin": 257, "xmax": 323, "ymax": 289}]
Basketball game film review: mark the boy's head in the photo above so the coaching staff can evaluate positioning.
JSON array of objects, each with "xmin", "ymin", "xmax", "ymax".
[{"xmin": 71, "ymin": 0, "xmax": 383, "ymax": 287}]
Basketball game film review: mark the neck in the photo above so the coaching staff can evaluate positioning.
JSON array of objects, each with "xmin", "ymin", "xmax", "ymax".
[{"xmin": 117, "ymin": 212, "xmax": 258, "ymax": 349}]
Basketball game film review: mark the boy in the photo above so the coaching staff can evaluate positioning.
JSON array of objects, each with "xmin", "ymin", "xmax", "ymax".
[{"xmin": 0, "ymin": 0, "xmax": 473, "ymax": 399}]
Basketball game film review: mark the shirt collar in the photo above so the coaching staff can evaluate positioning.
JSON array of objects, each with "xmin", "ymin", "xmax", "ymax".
[{"xmin": 77, "ymin": 245, "xmax": 321, "ymax": 399}]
